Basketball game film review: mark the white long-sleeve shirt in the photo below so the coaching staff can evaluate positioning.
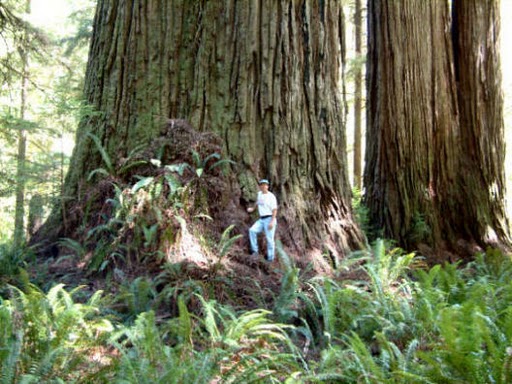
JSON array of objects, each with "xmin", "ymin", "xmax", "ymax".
[{"xmin": 256, "ymin": 191, "xmax": 277, "ymax": 217}]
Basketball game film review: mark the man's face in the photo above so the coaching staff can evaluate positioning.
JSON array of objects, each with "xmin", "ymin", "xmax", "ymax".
[{"xmin": 259, "ymin": 183, "xmax": 269, "ymax": 192}]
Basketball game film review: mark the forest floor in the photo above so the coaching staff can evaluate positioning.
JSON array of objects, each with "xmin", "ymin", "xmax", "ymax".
[{"xmin": 32, "ymin": 235, "xmax": 341, "ymax": 319}]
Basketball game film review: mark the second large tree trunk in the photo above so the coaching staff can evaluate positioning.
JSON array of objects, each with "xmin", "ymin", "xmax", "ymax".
[
  {"xmin": 452, "ymin": 0, "xmax": 510, "ymax": 248},
  {"xmin": 365, "ymin": 0, "xmax": 509, "ymax": 256}
]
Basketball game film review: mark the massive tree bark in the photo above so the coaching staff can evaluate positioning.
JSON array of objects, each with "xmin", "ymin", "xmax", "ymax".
[
  {"xmin": 365, "ymin": 0, "xmax": 509, "ymax": 255},
  {"xmin": 43, "ymin": 1, "xmax": 364, "ymax": 258}
]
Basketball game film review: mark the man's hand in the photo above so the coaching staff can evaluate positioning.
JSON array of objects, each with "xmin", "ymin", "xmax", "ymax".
[
  {"xmin": 247, "ymin": 207, "xmax": 255, "ymax": 213},
  {"xmin": 268, "ymin": 218, "xmax": 275, "ymax": 230}
]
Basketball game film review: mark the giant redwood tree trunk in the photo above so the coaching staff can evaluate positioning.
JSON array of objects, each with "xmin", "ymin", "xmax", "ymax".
[
  {"xmin": 365, "ymin": 0, "xmax": 509, "ymax": 256},
  {"xmin": 44, "ymin": 1, "xmax": 364, "ymax": 258}
]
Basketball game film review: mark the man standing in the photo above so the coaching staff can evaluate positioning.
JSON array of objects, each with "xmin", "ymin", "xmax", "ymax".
[{"xmin": 247, "ymin": 179, "xmax": 278, "ymax": 261}]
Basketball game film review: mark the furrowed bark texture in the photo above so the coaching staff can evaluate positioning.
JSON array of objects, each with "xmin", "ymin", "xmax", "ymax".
[
  {"xmin": 56, "ymin": 1, "xmax": 364, "ymax": 256},
  {"xmin": 452, "ymin": 0, "xmax": 510, "ymax": 247},
  {"xmin": 365, "ymin": 0, "xmax": 510, "ymax": 254}
]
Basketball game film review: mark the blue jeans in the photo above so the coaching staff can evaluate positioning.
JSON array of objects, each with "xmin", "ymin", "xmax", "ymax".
[{"xmin": 249, "ymin": 217, "xmax": 277, "ymax": 261}]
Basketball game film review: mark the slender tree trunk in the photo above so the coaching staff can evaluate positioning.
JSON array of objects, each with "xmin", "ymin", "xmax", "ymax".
[
  {"xmin": 13, "ymin": 0, "xmax": 30, "ymax": 247},
  {"xmin": 42, "ymin": 1, "xmax": 364, "ymax": 258},
  {"xmin": 28, "ymin": 193, "xmax": 43, "ymax": 238},
  {"xmin": 353, "ymin": 0, "xmax": 363, "ymax": 190},
  {"xmin": 365, "ymin": 0, "xmax": 509, "ymax": 256}
]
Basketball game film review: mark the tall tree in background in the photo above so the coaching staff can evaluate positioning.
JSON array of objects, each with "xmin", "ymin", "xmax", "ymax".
[
  {"xmin": 365, "ymin": 0, "xmax": 509, "ymax": 256},
  {"xmin": 13, "ymin": 0, "xmax": 31, "ymax": 247},
  {"xmin": 43, "ymin": 1, "xmax": 364, "ymax": 257},
  {"xmin": 352, "ymin": 0, "xmax": 363, "ymax": 190}
]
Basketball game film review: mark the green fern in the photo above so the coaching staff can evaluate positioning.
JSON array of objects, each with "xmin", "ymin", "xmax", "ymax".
[
  {"xmin": 0, "ymin": 285, "xmax": 113, "ymax": 383},
  {"xmin": 272, "ymin": 267, "xmax": 300, "ymax": 324},
  {"xmin": 116, "ymin": 277, "xmax": 157, "ymax": 321},
  {"xmin": 344, "ymin": 332, "xmax": 388, "ymax": 383},
  {"xmin": 0, "ymin": 243, "xmax": 34, "ymax": 288},
  {"xmin": 218, "ymin": 224, "xmax": 242, "ymax": 259},
  {"xmin": 87, "ymin": 132, "xmax": 147, "ymax": 180},
  {"xmin": 352, "ymin": 186, "xmax": 370, "ymax": 233},
  {"xmin": 86, "ymin": 132, "xmax": 114, "ymax": 179},
  {"xmin": 366, "ymin": 239, "xmax": 417, "ymax": 293},
  {"xmin": 176, "ymin": 296, "xmax": 193, "ymax": 349},
  {"xmin": 188, "ymin": 149, "xmax": 235, "ymax": 178},
  {"xmin": 0, "ymin": 309, "xmax": 22, "ymax": 384}
]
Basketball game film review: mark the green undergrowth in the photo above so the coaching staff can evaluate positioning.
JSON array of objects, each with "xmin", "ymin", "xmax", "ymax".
[{"xmin": 1, "ymin": 240, "xmax": 512, "ymax": 382}]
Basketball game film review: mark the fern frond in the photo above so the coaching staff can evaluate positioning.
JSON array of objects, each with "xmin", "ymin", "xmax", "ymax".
[
  {"xmin": 218, "ymin": 225, "xmax": 242, "ymax": 258},
  {"xmin": 0, "ymin": 329, "xmax": 23, "ymax": 384},
  {"xmin": 177, "ymin": 296, "xmax": 193, "ymax": 349},
  {"xmin": 118, "ymin": 160, "xmax": 148, "ymax": 176},
  {"xmin": 344, "ymin": 332, "xmax": 387, "ymax": 382},
  {"xmin": 87, "ymin": 132, "xmax": 114, "ymax": 175},
  {"xmin": 207, "ymin": 158, "xmax": 236, "ymax": 173},
  {"xmin": 131, "ymin": 176, "xmax": 154, "ymax": 194},
  {"xmin": 190, "ymin": 149, "xmax": 201, "ymax": 168},
  {"xmin": 87, "ymin": 167, "xmax": 109, "ymax": 181},
  {"xmin": 272, "ymin": 267, "xmax": 299, "ymax": 323},
  {"xmin": 197, "ymin": 296, "xmax": 222, "ymax": 343},
  {"xmin": 165, "ymin": 162, "xmax": 189, "ymax": 176}
]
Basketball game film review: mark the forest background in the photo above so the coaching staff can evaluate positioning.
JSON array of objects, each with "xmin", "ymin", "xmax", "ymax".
[
  {"xmin": 1, "ymin": 0, "xmax": 512, "ymax": 242},
  {"xmin": 0, "ymin": 0, "xmax": 94, "ymax": 241},
  {"xmin": 2, "ymin": 1, "xmax": 512, "ymax": 383}
]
